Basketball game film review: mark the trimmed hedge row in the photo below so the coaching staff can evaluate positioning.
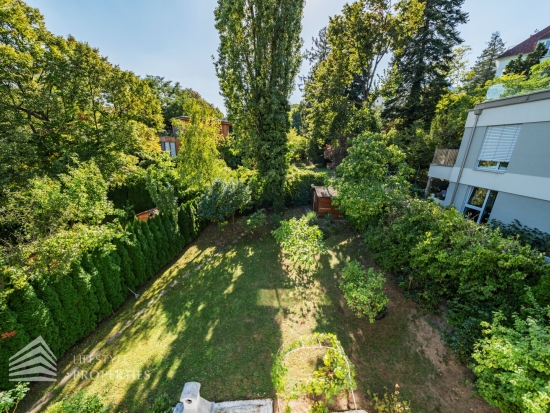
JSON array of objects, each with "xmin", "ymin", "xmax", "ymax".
[
  {"xmin": 0, "ymin": 201, "xmax": 204, "ymax": 390},
  {"xmin": 108, "ymin": 174, "xmax": 155, "ymax": 214},
  {"xmin": 284, "ymin": 167, "xmax": 327, "ymax": 207},
  {"xmin": 362, "ymin": 198, "xmax": 550, "ymax": 361}
]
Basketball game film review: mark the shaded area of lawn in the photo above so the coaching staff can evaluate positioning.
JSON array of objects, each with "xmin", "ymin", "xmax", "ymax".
[{"xmin": 21, "ymin": 214, "xmax": 496, "ymax": 413}]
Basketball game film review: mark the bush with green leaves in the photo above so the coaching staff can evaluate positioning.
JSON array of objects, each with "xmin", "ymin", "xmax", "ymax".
[
  {"xmin": 272, "ymin": 215, "xmax": 326, "ymax": 275},
  {"xmin": 472, "ymin": 311, "xmax": 550, "ymax": 413},
  {"xmin": 370, "ymin": 384, "xmax": 411, "ymax": 413},
  {"xmin": 340, "ymin": 261, "xmax": 388, "ymax": 323},
  {"xmin": 333, "ymin": 132, "xmax": 413, "ymax": 231},
  {"xmin": 197, "ymin": 179, "xmax": 251, "ymax": 225},
  {"xmin": 362, "ymin": 198, "xmax": 550, "ymax": 359},
  {"xmin": 0, "ymin": 206, "xmax": 204, "ymax": 390},
  {"xmin": 244, "ymin": 210, "xmax": 267, "ymax": 234},
  {"xmin": 0, "ymin": 382, "xmax": 29, "ymax": 413},
  {"xmin": 489, "ymin": 219, "xmax": 550, "ymax": 255},
  {"xmin": 45, "ymin": 391, "xmax": 110, "ymax": 413},
  {"xmin": 284, "ymin": 166, "xmax": 327, "ymax": 207},
  {"xmin": 145, "ymin": 392, "xmax": 172, "ymax": 413}
]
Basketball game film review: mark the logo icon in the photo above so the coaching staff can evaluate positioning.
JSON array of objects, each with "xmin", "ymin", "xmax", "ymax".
[{"xmin": 9, "ymin": 336, "xmax": 57, "ymax": 382}]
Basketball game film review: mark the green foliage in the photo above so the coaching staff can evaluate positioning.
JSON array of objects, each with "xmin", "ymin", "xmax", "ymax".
[
  {"xmin": 303, "ymin": 0, "xmax": 423, "ymax": 147},
  {"xmin": 1, "ymin": 162, "xmax": 117, "ymax": 244},
  {"xmin": 284, "ymin": 167, "xmax": 327, "ymax": 207},
  {"xmin": 0, "ymin": 382, "xmax": 29, "ymax": 413},
  {"xmin": 333, "ymin": 132, "xmax": 412, "ymax": 230},
  {"xmin": 197, "ymin": 179, "xmax": 251, "ymax": 224},
  {"xmin": 287, "ymin": 129, "xmax": 309, "ymax": 163},
  {"xmin": 144, "ymin": 392, "xmax": 172, "ymax": 413},
  {"xmin": 491, "ymin": 58, "xmax": 550, "ymax": 98},
  {"xmin": 0, "ymin": 0, "xmax": 163, "ymax": 189},
  {"xmin": 504, "ymin": 42, "xmax": 549, "ymax": 77},
  {"xmin": 382, "ymin": 0, "xmax": 468, "ymax": 129},
  {"xmin": 244, "ymin": 210, "xmax": 267, "ymax": 234},
  {"xmin": 272, "ymin": 215, "xmax": 326, "ymax": 275},
  {"xmin": 370, "ymin": 385, "xmax": 411, "ymax": 413},
  {"xmin": 489, "ymin": 219, "xmax": 550, "ymax": 255},
  {"xmin": 361, "ymin": 198, "xmax": 550, "ymax": 360},
  {"xmin": 146, "ymin": 154, "xmax": 179, "ymax": 224},
  {"xmin": 272, "ymin": 333, "xmax": 356, "ymax": 413},
  {"xmin": 145, "ymin": 76, "xmax": 222, "ymax": 133},
  {"xmin": 214, "ymin": 0, "xmax": 305, "ymax": 208},
  {"xmin": 173, "ymin": 98, "xmax": 227, "ymax": 192},
  {"xmin": 472, "ymin": 312, "xmax": 550, "ymax": 413},
  {"xmin": 109, "ymin": 172, "xmax": 155, "ymax": 215},
  {"xmin": 467, "ymin": 32, "xmax": 506, "ymax": 88},
  {"xmin": 340, "ymin": 261, "xmax": 388, "ymax": 323},
  {"xmin": 45, "ymin": 391, "xmax": 111, "ymax": 413}
]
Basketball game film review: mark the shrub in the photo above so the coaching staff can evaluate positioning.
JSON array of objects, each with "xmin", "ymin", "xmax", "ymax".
[
  {"xmin": 489, "ymin": 219, "xmax": 550, "ymax": 255},
  {"xmin": 244, "ymin": 210, "xmax": 267, "ymax": 234},
  {"xmin": 197, "ymin": 179, "xmax": 251, "ymax": 225},
  {"xmin": 333, "ymin": 132, "xmax": 412, "ymax": 230},
  {"xmin": 340, "ymin": 261, "xmax": 388, "ymax": 323},
  {"xmin": 272, "ymin": 333, "xmax": 356, "ymax": 413},
  {"xmin": 284, "ymin": 166, "xmax": 326, "ymax": 207},
  {"xmin": 45, "ymin": 391, "xmax": 111, "ymax": 413},
  {"xmin": 272, "ymin": 215, "xmax": 326, "ymax": 275},
  {"xmin": 0, "ymin": 382, "xmax": 29, "ymax": 413},
  {"xmin": 145, "ymin": 392, "xmax": 172, "ymax": 413},
  {"xmin": 370, "ymin": 385, "xmax": 411, "ymax": 413},
  {"xmin": 472, "ymin": 312, "xmax": 550, "ymax": 413},
  {"xmin": 361, "ymin": 198, "xmax": 550, "ymax": 357}
]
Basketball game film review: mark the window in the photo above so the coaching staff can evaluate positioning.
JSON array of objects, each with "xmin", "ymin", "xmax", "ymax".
[
  {"xmin": 161, "ymin": 141, "xmax": 177, "ymax": 157},
  {"xmin": 463, "ymin": 187, "xmax": 498, "ymax": 224},
  {"xmin": 539, "ymin": 39, "xmax": 550, "ymax": 57},
  {"xmin": 476, "ymin": 125, "xmax": 521, "ymax": 172}
]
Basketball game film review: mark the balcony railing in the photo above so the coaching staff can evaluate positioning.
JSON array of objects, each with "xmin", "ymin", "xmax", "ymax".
[{"xmin": 431, "ymin": 149, "xmax": 458, "ymax": 166}]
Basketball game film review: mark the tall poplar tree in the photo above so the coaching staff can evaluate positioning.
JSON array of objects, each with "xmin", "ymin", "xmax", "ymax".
[
  {"xmin": 467, "ymin": 32, "xmax": 506, "ymax": 88},
  {"xmin": 382, "ymin": 0, "xmax": 468, "ymax": 129},
  {"xmin": 214, "ymin": 0, "xmax": 305, "ymax": 208}
]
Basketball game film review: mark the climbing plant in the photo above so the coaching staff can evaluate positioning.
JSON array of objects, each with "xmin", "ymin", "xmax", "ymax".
[{"xmin": 272, "ymin": 333, "xmax": 356, "ymax": 413}]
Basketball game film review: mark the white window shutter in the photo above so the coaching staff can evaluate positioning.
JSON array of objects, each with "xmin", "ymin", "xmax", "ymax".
[{"xmin": 478, "ymin": 125, "xmax": 521, "ymax": 162}]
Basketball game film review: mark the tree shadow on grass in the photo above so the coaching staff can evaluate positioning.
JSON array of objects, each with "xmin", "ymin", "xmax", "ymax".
[{"xmin": 23, "ymin": 223, "xmax": 286, "ymax": 412}]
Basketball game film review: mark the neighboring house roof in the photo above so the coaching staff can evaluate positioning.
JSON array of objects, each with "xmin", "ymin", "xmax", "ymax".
[
  {"xmin": 498, "ymin": 25, "xmax": 550, "ymax": 59},
  {"xmin": 173, "ymin": 115, "xmax": 232, "ymax": 125}
]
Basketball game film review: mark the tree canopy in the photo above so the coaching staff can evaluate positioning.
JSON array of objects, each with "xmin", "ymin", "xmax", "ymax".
[
  {"xmin": 382, "ymin": 0, "xmax": 468, "ymax": 129},
  {"xmin": 214, "ymin": 0, "xmax": 305, "ymax": 208},
  {"xmin": 0, "ymin": 0, "xmax": 164, "ymax": 190}
]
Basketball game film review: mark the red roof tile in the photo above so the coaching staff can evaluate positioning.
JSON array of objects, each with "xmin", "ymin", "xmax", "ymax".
[{"xmin": 498, "ymin": 25, "xmax": 550, "ymax": 59}]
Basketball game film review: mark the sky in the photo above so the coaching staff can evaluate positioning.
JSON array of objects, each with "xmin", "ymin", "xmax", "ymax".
[{"xmin": 25, "ymin": 0, "xmax": 550, "ymax": 114}]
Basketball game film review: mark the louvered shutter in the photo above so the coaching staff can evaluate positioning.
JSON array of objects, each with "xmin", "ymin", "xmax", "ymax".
[{"xmin": 478, "ymin": 125, "xmax": 521, "ymax": 162}]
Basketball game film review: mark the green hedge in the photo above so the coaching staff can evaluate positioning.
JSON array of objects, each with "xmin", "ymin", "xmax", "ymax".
[
  {"xmin": 108, "ymin": 174, "xmax": 155, "ymax": 214},
  {"xmin": 362, "ymin": 198, "xmax": 550, "ymax": 361},
  {"xmin": 0, "ymin": 201, "xmax": 205, "ymax": 390},
  {"xmin": 284, "ymin": 167, "xmax": 327, "ymax": 207}
]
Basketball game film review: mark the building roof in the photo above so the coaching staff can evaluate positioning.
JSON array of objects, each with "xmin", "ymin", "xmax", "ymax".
[
  {"xmin": 498, "ymin": 25, "xmax": 550, "ymax": 59},
  {"xmin": 313, "ymin": 186, "xmax": 338, "ymax": 198}
]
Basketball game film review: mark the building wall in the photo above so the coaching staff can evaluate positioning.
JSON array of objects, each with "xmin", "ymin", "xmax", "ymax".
[
  {"xmin": 436, "ymin": 91, "xmax": 550, "ymax": 233},
  {"xmin": 490, "ymin": 192, "xmax": 550, "ymax": 234},
  {"xmin": 507, "ymin": 121, "xmax": 550, "ymax": 178},
  {"xmin": 495, "ymin": 56, "xmax": 515, "ymax": 77}
]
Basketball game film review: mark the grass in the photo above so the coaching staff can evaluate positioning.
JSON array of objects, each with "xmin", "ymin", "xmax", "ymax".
[{"xmin": 20, "ymin": 211, "xmax": 495, "ymax": 413}]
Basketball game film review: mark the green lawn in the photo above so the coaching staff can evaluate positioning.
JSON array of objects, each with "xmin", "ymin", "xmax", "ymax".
[{"xmin": 21, "ymin": 212, "xmax": 496, "ymax": 413}]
